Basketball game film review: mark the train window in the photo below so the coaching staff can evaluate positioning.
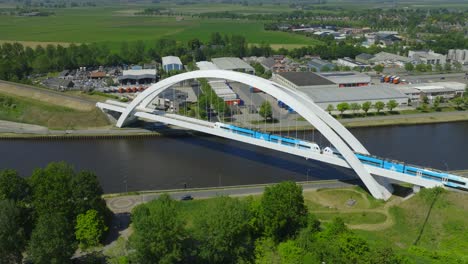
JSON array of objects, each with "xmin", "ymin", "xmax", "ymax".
[
  {"xmin": 220, "ymin": 126, "xmax": 229, "ymax": 130},
  {"xmin": 281, "ymin": 141, "xmax": 295, "ymax": 146},
  {"xmin": 298, "ymin": 144, "xmax": 311, "ymax": 149},
  {"xmin": 270, "ymin": 138, "xmax": 278, "ymax": 143}
]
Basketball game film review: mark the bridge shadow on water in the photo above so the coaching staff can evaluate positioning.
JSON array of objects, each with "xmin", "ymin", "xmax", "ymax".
[{"xmin": 169, "ymin": 133, "xmax": 359, "ymax": 184}]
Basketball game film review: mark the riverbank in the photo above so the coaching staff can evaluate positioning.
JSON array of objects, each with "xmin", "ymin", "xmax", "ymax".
[{"xmin": 0, "ymin": 110, "xmax": 467, "ymax": 138}]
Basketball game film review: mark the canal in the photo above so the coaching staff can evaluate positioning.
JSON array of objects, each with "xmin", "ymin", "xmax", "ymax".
[{"xmin": 0, "ymin": 122, "xmax": 467, "ymax": 193}]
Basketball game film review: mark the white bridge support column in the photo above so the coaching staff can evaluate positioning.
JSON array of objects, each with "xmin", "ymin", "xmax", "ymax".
[{"xmin": 113, "ymin": 70, "xmax": 393, "ymax": 200}]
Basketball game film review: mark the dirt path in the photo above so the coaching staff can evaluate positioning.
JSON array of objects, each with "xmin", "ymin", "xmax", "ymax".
[
  {"xmin": 0, "ymin": 80, "xmax": 96, "ymax": 111},
  {"xmin": 306, "ymin": 188, "xmax": 407, "ymax": 231}
]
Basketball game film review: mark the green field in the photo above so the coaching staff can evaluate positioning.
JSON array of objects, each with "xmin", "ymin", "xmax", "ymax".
[
  {"xmin": 0, "ymin": 6, "xmax": 318, "ymax": 50},
  {"xmin": 165, "ymin": 187, "xmax": 468, "ymax": 262},
  {"xmin": 0, "ymin": 92, "xmax": 109, "ymax": 129}
]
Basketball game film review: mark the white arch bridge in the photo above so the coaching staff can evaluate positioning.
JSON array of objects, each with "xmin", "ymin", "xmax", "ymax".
[{"xmin": 97, "ymin": 70, "xmax": 467, "ymax": 200}]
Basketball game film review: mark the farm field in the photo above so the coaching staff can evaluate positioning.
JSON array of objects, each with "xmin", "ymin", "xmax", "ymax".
[{"xmin": 0, "ymin": 6, "xmax": 318, "ymax": 50}]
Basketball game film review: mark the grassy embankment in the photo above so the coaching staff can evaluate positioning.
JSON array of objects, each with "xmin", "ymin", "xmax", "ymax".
[
  {"xmin": 145, "ymin": 186, "xmax": 468, "ymax": 262},
  {"xmin": 0, "ymin": 6, "xmax": 318, "ymax": 50},
  {"xmin": 0, "ymin": 92, "xmax": 109, "ymax": 129}
]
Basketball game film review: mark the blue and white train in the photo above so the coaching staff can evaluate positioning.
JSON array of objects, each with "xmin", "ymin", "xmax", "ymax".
[
  {"xmin": 322, "ymin": 147, "xmax": 468, "ymax": 190},
  {"xmin": 214, "ymin": 122, "xmax": 320, "ymax": 153},
  {"xmin": 214, "ymin": 122, "xmax": 468, "ymax": 191}
]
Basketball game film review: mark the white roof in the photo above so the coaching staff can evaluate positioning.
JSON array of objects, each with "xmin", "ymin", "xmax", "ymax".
[
  {"xmin": 212, "ymin": 57, "xmax": 254, "ymax": 72},
  {"xmin": 162, "ymin": 56, "xmax": 182, "ymax": 66},
  {"xmin": 409, "ymin": 82, "xmax": 466, "ymax": 92},
  {"xmin": 122, "ymin": 69, "xmax": 156, "ymax": 76},
  {"xmin": 196, "ymin": 61, "xmax": 219, "ymax": 70}
]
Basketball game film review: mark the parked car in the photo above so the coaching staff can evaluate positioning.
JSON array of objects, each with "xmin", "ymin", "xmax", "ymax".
[{"xmin": 180, "ymin": 194, "xmax": 193, "ymax": 201}]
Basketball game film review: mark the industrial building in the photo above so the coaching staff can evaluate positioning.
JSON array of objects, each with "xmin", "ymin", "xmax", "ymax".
[
  {"xmin": 307, "ymin": 58, "xmax": 335, "ymax": 72},
  {"xmin": 272, "ymin": 72, "xmax": 336, "ymax": 89},
  {"xmin": 368, "ymin": 52, "xmax": 411, "ymax": 67},
  {"xmin": 408, "ymin": 50, "xmax": 446, "ymax": 65},
  {"xmin": 162, "ymin": 56, "xmax": 184, "ymax": 72},
  {"xmin": 297, "ymin": 85, "xmax": 409, "ymax": 109},
  {"xmin": 337, "ymin": 57, "xmax": 370, "ymax": 69},
  {"xmin": 118, "ymin": 69, "xmax": 157, "ymax": 85},
  {"xmin": 447, "ymin": 49, "xmax": 468, "ymax": 65},
  {"xmin": 196, "ymin": 61, "xmax": 219, "ymax": 71},
  {"xmin": 397, "ymin": 82, "xmax": 466, "ymax": 102},
  {"xmin": 319, "ymin": 72, "xmax": 371, "ymax": 87},
  {"xmin": 151, "ymin": 87, "xmax": 188, "ymax": 112},
  {"xmin": 212, "ymin": 57, "xmax": 255, "ymax": 74}
]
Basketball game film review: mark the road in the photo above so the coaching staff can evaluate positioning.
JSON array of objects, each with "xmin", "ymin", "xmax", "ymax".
[{"xmin": 105, "ymin": 180, "xmax": 358, "ymax": 213}]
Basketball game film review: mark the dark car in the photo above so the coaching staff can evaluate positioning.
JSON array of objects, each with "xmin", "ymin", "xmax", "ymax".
[{"xmin": 180, "ymin": 194, "xmax": 193, "ymax": 201}]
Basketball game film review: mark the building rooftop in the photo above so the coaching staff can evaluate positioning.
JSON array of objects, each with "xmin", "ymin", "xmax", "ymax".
[
  {"xmin": 212, "ymin": 57, "xmax": 254, "ymax": 72},
  {"xmin": 307, "ymin": 58, "xmax": 334, "ymax": 68},
  {"xmin": 261, "ymin": 57, "xmax": 276, "ymax": 69},
  {"xmin": 162, "ymin": 56, "xmax": 183, "ymax": 66},
  {"xmin": 319, "ymin": 72, "xmax": 371, "ymax": 84},
  {"xmin": 355, "ymin": 53, "xmax": 374, "ymax": 61},
  {"xmin": 196, "ymin": 61, "xmax": 219, "ymax": 71},
  {"xmin": 338, "ymin": 57, "xmax": 369, "ymax": 66},
  {"xmin": 122, "ymin": 69, "xmax": 156, "ymax": 76},
  {"xmin": 299, "ymin": 85, "xmax": 408, "ymax": 103},
  {"xmin": 276, "ymin": 72, "xmax": 335, "ymax": 86},
  {"xmin": 369, "ymin": 52, "xmax": 411, "ymax": 63}
]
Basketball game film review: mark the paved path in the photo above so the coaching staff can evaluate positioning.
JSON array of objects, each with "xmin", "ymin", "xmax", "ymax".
[{"xmin": 105, "ymin": 180, "xmax": 358, "ymax": 213}]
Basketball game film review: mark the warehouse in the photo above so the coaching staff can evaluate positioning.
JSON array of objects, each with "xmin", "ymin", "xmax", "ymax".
[
  {"xmin": 272, "ymin": 72, "xmax": 336, "ymax": 89},
  {"xmin": 401, "ymin": 82, "xmax": 466, "ymax": 102},
  {"xmin": 196, "ymin": 61, "xmax": 219, "ymax": 71},
  {"xmin": 298, "ymin": 85, "xmax": 409, "ymax": 109},
  {"xmin": 212, "ymin": 57, "xmax": 255, "ymax": 74},
  {"xmin": 319, "ymin": 72, "xmax": 371, "ymax": 87},
  {"xmin": 162, "ymin": 56, "xmax": 184, "ymax": 72},
  {"xmin": 118, "ymin": 69, "xmax": 157, "ymax": 85},
  {"xmin": 307, "ymin": 58, "xmax": 335, "ymax": 72},
  {"xmin": 337, "ymin": 57, "xmax": 370, "ymax": 69}
]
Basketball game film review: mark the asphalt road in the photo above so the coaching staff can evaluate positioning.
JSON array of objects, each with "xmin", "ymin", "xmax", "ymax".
[{"xmin": 105, "ymin": 180, "xmax": 359, "ymax": 213}]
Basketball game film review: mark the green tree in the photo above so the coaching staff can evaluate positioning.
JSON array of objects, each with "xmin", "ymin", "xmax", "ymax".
[
  {"xmin": 0, "ymin": 200, "xmax": 27, "ymax": 264},
  {"xmin": 425, "ymin": 64, "xmax": 432, "ymax": 72},
  {"xmin": 28, "ymin": 213, "xmax": 76, "ymax": 264},
  {"xmin": 0, "ymin": 169, "xmax": 30, "ymax": 203},
  {"xmin": 415, "ymin": 63, "xmax": 427, "ymax": 72},
  {"xmin": 404, "ymin": 62, "xmax": 414, "ymax": 72},
  {"xmin": 326, "ymin": 104, "xmax": 334, "ymax": 114},
  {"xmin": 71, "ymin": 170, "xmax": 107, "ymax": 217},
  {"xmin": 433, "ymin": 96, "xmax": 442, "ymax": 111},
  {"xmin": 29, "ymin": 162, "xmax": 75, "ymax": 220},
  {"xmin": 260, "ymin": 181, "xmax": 308, "ymax": 243},
  {"xmin": 386, "ymin": 100, "xmax": 399, "ymax": 112},
  {"xmin": 277, "ymin": 240, "xmax": 304, "ymax": 264},
  {"xmin": 350, "ymin": 103, "xmax": 361, "ymax": 115},
  {"xmin": 362, "ymin": 101, "xmax": 372, "ymax": 115},
  {"xmin": 75, "ymin": 209, "xmax": 108, "ymax": 250},
  {"xmin": 444, "ymin": 63, "xmax": 452, "ymax": 72},
  {"xmin": 193, "ymin": 196, "xmax": 253, "ymax": 263},
  {"xmin": 453, "ymin": 61, "xmax": 462, "ymax": 72},
  {"xmin": 435, "ymin": 63, "xmax": 443, "ymax": 72},
  {"xmin": 450, "ymin": 97, "xmax": 465, "ymax": 110},
  {"xmin": 373, "ymin": 64, "xmax": 384, "ymax": 73},
  {"xmin": 254, "ymin": 238, "xmax": 280, "ymax": 264},
  {"xmin": 259, "ymin": 101, "xmax": 272, "ymax": 121},
  {"xmin": 336, "ymin": 102, "xmax": 350, "ymax": 116},
  {"xmin": 130, "ymin": 194, "xmax": 185, "ymax": 264},
  {"xmin": 374, "ymin": 101, "xmax": 385, "ymax": 113}
]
